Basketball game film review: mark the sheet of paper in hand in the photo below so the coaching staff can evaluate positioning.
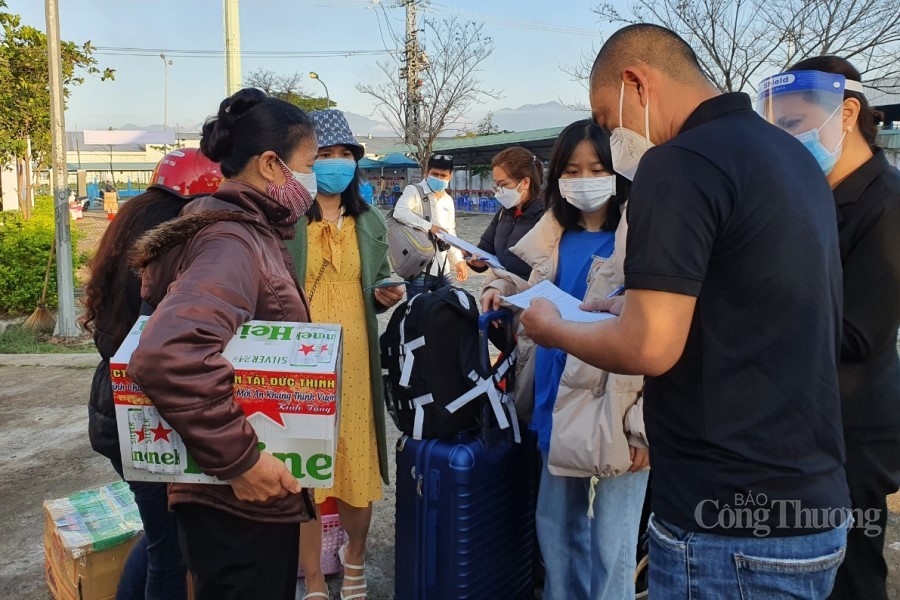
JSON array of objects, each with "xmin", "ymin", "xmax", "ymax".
[
  {"xmin": 502, "ymin": 280, "xmax": 616, "ymax": 323},
  {"xmin": 435, "ymin": 231, "xmax": 504, "ymax": 269}
]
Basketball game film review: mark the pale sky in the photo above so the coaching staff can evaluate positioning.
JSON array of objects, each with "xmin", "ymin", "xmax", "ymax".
[{"xmin": 13, "ymin": 0, "xmax": 630, "ymax": 132}]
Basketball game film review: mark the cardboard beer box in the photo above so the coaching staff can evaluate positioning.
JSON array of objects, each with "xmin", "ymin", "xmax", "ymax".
[{"xmin": 111, "ymin": 317, "xmax": 341, "ymax": 488}]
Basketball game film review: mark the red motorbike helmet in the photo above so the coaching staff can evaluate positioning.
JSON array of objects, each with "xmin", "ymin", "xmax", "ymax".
[{"xmin": 149, "ymin": 147, "xmax": 222, "ymax": 199}]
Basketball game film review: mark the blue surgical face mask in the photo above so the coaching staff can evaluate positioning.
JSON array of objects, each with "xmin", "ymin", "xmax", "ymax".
[
  {"xmin": 427, "ymin": 176, "xmax": 449, "ymax": 193},
  {"xmin": 312, "ymin": 158, "xmax": 357, "ymax": 194},
  {"xmin": 793, "ymin": 105, "xmax": 845, "ymax": 175}
]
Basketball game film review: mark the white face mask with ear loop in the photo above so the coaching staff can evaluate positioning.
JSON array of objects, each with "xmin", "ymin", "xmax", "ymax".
[
  {"xmin": 493, "ymin": 181, "xmax": 524, "ymax": 209},
  {"xmin": 609, "ymin": 82, "xmax": 654, "ymax": 180},
  {"xmin": 558, "ymin": 176, "xmax": 616, "ymax": 213}
]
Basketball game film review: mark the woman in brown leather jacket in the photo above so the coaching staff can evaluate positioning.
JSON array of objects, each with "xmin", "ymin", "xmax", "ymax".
[{"xmin": 128, "ymin": 88, "xmax": 318, "ymax": 600}]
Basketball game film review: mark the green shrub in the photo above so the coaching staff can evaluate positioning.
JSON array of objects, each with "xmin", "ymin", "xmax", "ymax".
[{"xmin": 0, "ymin": 196, "xmax": 84, "ymax": 315}]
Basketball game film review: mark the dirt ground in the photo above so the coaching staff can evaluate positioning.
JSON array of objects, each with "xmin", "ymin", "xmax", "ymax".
[{"xmin": 2, "ymin": 210, "xmax": 898, "ymax": 599}]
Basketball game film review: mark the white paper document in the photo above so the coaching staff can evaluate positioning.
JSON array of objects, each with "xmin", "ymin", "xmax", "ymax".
[
  {"xmin": 435, "ymin": 232, "xmax": 504, "ymax": 269},
  {"xmin": 502, "ymin": 280, "xmax": 617, "ymax": 323}
]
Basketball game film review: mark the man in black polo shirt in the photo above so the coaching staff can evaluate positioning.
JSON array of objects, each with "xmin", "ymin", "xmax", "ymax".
[{"xmin": 520, "ymin": 24, "xmax": 851, "ymax": 599}]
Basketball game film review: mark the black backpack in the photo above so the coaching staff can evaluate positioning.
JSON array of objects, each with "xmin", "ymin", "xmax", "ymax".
[{"xmin": 380, "ymin": 285, "xmax": 519, "ymax": 440}]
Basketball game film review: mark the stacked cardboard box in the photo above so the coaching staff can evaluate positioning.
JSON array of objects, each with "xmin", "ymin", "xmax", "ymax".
[{"xmin": 44, "ymin": 481, "xmax": 143, "ymax": 600}]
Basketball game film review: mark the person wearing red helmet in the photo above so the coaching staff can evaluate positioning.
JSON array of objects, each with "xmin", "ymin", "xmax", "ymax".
[
  {"xmin": 149, "ymin": 147, "xmax": 223, "ymax": 199},
  {"xmin": 82, "ymin": 147, "xmax": 222, "ymax": 600}
]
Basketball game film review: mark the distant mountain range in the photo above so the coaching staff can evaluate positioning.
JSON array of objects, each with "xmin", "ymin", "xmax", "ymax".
[
  {"xmin": 343, "ymin": 101, "xmax": 590, "ymax": 137},
  {"xmin": 488, "ymin": 101, "xmax": 590, "ymax": 132},
  {"xmin": 106, "ymin": 100, "xmax": 590, "ymax": 138}
]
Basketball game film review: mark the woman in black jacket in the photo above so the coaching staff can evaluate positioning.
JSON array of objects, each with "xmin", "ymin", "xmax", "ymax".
[
  {"xmin": 83, "ymin": 148, "xmax": 221, "ymax": 600},
  {"xmin": 780, "ymin": 56, "xmax": 900, "ymax": 600},
  {"xmin": 467, "ymin": 146, "xmax": 545, "ymax": 280}
]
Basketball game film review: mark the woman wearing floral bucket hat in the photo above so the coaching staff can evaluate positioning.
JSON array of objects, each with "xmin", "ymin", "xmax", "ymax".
[{"xmin": 286, "ymin": 109, "xmax": 404, "ymax": 600}]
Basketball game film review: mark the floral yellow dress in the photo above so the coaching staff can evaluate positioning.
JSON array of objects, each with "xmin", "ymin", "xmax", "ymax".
[{"xmin": 305, "ymin": 217, "xmax": 383, "ymax": 507}]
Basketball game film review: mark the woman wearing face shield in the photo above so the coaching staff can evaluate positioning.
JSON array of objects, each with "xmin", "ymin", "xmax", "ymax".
[
  {"xmin": 466, "ymin": 147, "xmax": 546, "ymax": 280},
  {"xmin": 762, "ymin": 58, "xmax": 900, "ymax": 600},
  {"xmin": 481, "ymin": 120, "xmax": 650, "ymax": 600}
]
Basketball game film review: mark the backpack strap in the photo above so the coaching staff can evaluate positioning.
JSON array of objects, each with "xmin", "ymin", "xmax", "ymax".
[
  {"xmin": 397, "ymin": 294, "xmax": 426, "ymax": 388},
  {"xmin": 413, "ymin": 183, "xmax": 433, "ymax": 222},
  {"xmin": 412, "ymin": 183, "xmax": 447, "ymax": 289},
  {"xmin": 411, "ymin": 393, "xmax": 434, "ymax": 440}
]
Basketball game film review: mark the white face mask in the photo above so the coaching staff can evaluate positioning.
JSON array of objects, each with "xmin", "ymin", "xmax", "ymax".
[
  {"xmin": 292, "ymin": 170, "xmax": 318, "ymax": 201},
  {"xmin": 493, "ymin": 182, "xmax": 523, "ymax": 209},
  {"xmin": 558, "ymin": 176, "xmax": 615, "ymax": 213},
  {"xmin": 610, "ymin": 82, "xmax": 654, "ymax": 180}
]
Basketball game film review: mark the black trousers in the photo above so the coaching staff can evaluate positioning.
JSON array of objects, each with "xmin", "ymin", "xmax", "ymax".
[
  {"xmin": 829, "ymin": 429, "xmax": 900, "ymax": 600},
  {"xmin": 174, "ymin": 504, "xmax": 299, "ymax": 600}
]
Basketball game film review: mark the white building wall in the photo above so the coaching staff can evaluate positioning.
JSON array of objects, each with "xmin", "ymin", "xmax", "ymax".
[{"xmin": 1, "ymin": 161, "xmax": 20, "ymax": 211}]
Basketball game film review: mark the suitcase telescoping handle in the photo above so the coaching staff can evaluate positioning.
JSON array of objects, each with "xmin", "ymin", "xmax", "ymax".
[
  {"xmin": 477, "ymin": 309, "xmax": 513, "ymax": 373},
  {"xmin": 477, "ymin": 309, "xmax": 515, "ymax": 447}
]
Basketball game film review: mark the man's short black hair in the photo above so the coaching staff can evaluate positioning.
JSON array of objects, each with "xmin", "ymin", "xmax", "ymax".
[
  {"xmin": 427, "ymin": 154, "xmax": 453, "ymax": 171},
  {"xmin": 591, "ymin": 23, "xmax": 707, "ymax": 88}
]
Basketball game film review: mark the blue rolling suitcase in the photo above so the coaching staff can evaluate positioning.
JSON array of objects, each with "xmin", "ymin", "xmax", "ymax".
[{"xmin": 394, "ymin": 312, "xmax": 539, "ymax": 600}]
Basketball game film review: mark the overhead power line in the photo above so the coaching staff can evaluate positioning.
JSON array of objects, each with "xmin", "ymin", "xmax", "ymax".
[{"xmin": 93, "ymin": 46, "xmax": 400, "ymax": 59}]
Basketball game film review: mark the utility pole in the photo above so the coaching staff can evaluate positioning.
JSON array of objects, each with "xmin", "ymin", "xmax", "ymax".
[
  {"xmin": 22, "ymin": 135, "xmax": 33, "ymax": 219},
  {"xmin": 160, "ymin": 53, "xmax": 173, "ymax": 130},
  {"xmin": 399, "ymin": 0, "xmax": 424, "ymax": 144},
  {"xmin": 224, "ymin": 0, "xmax": 242, "ymax": 96},
  {"xmin": 45, "ymin": 0, "xmax": 78, "ymax": 337}
]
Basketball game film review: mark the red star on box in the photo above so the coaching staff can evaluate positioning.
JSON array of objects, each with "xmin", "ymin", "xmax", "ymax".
[
  {"xmin": 150, "ymin": 422, "xmax": 173, "ymax": 443},
  {"xmin": 320, "ymin": 345, "xmax": 329, "ymax": 352},
  {"xmin": 244, "ymin": 402, "xmax": 286, "ymax": 427},
  {"xmin": 300, "ymin": 344, "xmax": 315, "ymax": 355},
  {"xmin": 134, "ymin": 428, "xmax": 146, "ymax": 443}
]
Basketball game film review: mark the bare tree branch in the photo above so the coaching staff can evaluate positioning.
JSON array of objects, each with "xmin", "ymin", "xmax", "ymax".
[
  {"xmin": 585, "ymin": 0, "xmax": 900, "ymax": 93},
  {"xmin": 244, "ymin": 68, "xmax": 334, "ymax": 111},
  {"xmin": 356, "ymin": 17, "xmax": 500, "ymax": 167}
]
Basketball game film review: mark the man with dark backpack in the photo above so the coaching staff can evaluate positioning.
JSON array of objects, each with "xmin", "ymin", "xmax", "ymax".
[{"xmin": 392, "ymin": 154, "xmax": 468, "ymax": 296}]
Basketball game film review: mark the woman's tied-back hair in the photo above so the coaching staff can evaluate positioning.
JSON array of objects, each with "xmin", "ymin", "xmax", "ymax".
[
  {"xmin": 81, "ymin": 188, "xmax": 186, "ymax": 348},
  {"xmin": 545, "ymin": 119, "xmax": 628, "ymax": 232},
  {"xmin": 200, "ymin": 88, "xmax": 315, "ymax": 177},
  {"xmin": 788, "ymin": 56, "xmax": 885, "ymax": 147},
  {"xmin": 491, "ymin": 146, "xmax": 545, "ymax": 207}
]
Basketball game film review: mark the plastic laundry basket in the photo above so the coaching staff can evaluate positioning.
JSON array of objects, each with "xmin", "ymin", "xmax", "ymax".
[{"xmin": 298, "ymin": 504, "xmax": 348, "ymax": 577}]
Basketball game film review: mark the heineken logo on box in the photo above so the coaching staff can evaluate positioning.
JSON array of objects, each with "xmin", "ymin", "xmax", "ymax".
[{"xmin": 111, "ymin": 318, "xmax": 342, "ymax": 487}]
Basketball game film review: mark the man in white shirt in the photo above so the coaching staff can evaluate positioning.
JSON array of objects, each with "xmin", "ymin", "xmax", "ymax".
[{"xmin": 393, "ymin": 154, "xmax": 468, "ymax": 296}]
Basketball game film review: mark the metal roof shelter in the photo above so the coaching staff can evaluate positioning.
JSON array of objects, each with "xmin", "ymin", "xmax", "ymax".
[
  {"xmin": 866, "ymin": 78, "xmax": 900, "ymax": 124},
  {"xmin": 380, "ymin": 153, "xmax": 419, "ymax": 167},
  {"xmin": 388, "ymin": 127, "xmax": 565, "ymax": 167},
  {"xmin": 875, "ymin": 128, "xmax": 900, "ymax": 149}
]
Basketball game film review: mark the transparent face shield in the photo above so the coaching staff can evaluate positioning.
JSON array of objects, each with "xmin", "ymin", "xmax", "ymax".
[{"xmin": 756, "ymin": 71, "xmax": 859, "ymax": 172}]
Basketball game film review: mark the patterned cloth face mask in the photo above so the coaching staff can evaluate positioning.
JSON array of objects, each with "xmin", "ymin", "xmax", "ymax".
[{"xmin": 266, "ymin": 158, "xmax": 316, "ymax": 225}]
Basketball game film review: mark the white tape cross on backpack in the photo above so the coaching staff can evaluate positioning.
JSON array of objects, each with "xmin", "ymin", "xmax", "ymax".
[{"xmin": 444, "ymin": 349, "xmax": 520, "ymax": 443}]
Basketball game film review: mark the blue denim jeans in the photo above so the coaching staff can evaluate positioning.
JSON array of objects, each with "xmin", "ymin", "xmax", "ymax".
[
  {"xmin": 648, "ymin": 513, "xmax": 849, "ymax": 599},
  {"xmin": 535, "ymin": 449, "xmax": 649, "ymax": 600},
  {"xmin": 113, "ymin": 472, "xmax": 187, "ymax": 600},
  {"xmin": 404, "ymin": 272, "xmax": 452, "ymax": 298}
]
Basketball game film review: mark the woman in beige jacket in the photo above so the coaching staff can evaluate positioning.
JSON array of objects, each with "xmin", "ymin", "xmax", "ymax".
[{"xmin": 481, "ymin": 120, "xmax": 649, "ymax": 600}]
